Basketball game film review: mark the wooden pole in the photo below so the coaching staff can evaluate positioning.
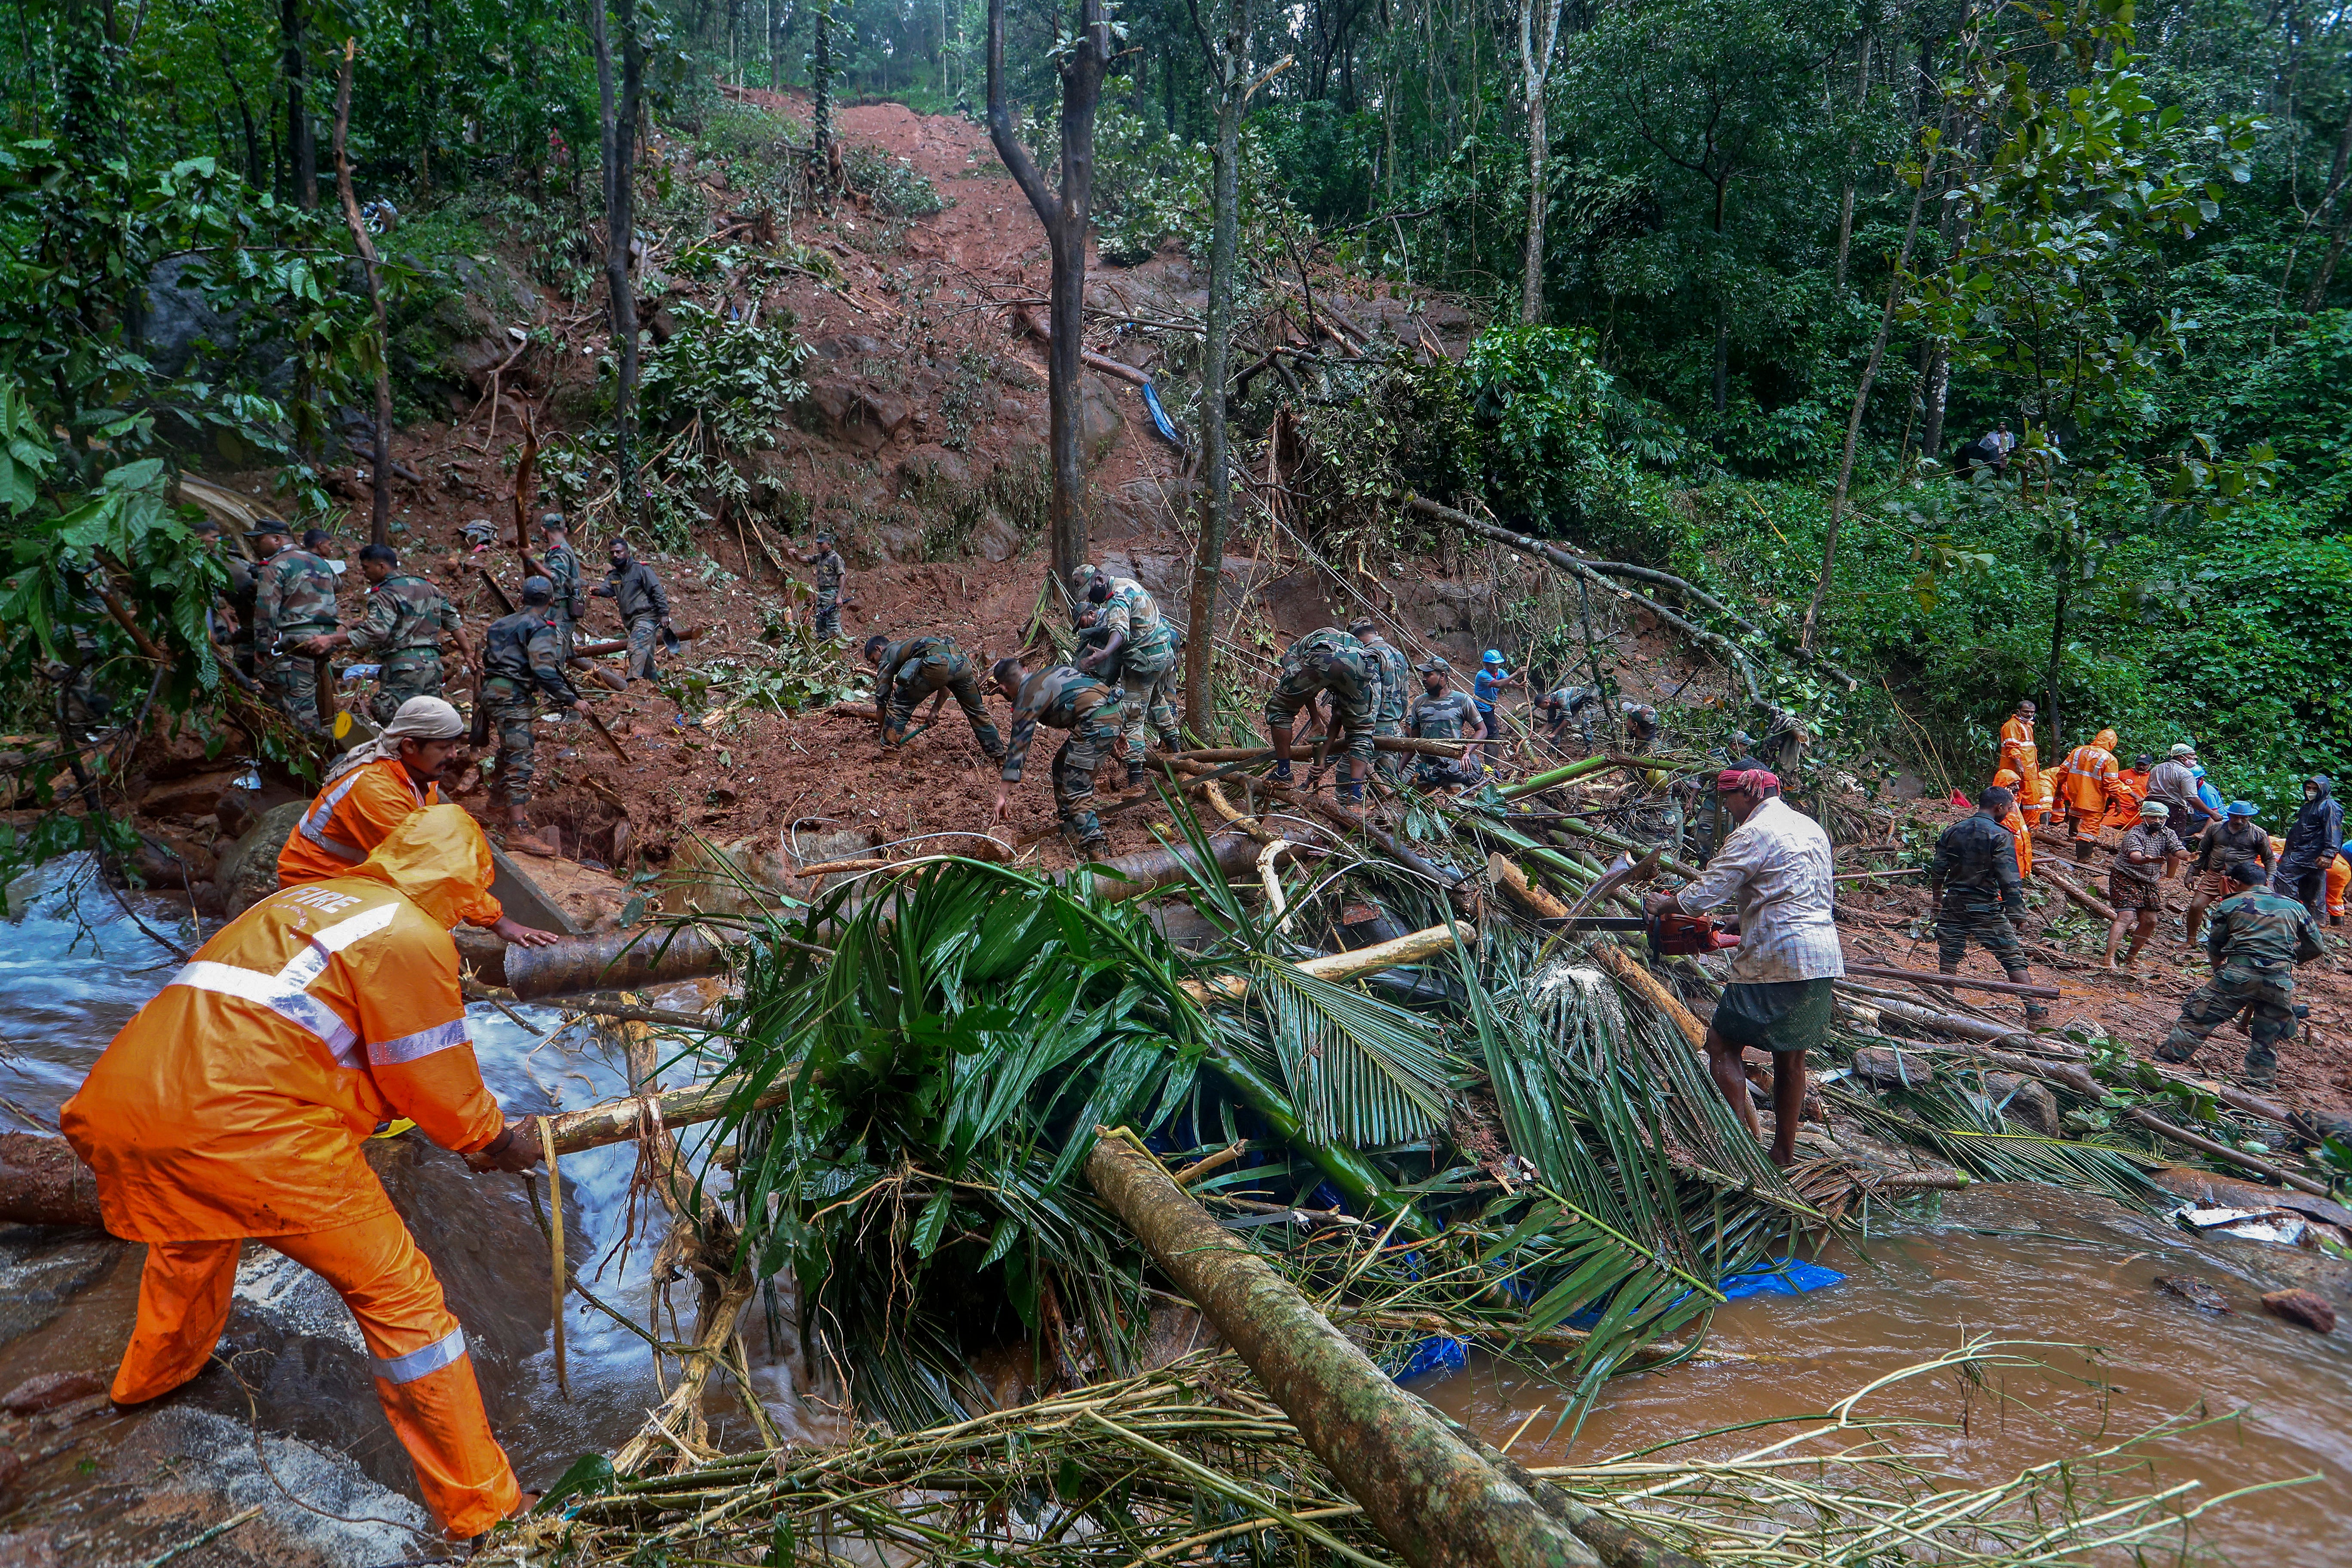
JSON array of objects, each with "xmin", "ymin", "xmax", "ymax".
[{"xmin": 1084, "ymin": 1130, "xmax": 1602, "ymax": 1568}]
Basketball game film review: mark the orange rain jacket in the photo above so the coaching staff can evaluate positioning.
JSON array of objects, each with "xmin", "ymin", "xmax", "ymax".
[
  {"xmin": 2102, "ymin": 765, "xmax": 2152, "ymax": 832},
  {"xmin": 2057, "ymin": 730, "xmax": 2125, "ymax": 817},
  {"xmin": 277, "ymin": 759, "xmax": 503, "ymax": 928},
  {"xmin": 2331, "ymin": 854, "xmax": 2350, "ymax": 919},
  {"xmin": 62, "ymin": 805, "xmax": 508, "ymax": 1240},
  {"xmin": 1997, "ymin": 714, "xmax": 2041, "ymax": 805},
  {"xmin": 1991, "ymin": 767, "xmax": 2034, "ymax": 879}
]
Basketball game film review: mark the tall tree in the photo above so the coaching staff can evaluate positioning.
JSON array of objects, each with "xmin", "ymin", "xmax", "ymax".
[
  {"xmin": 281, "ymin": 0, "xmax": 315, "ymax": 207},
  {"xmin": 987, "ymin": 0, "xmax": 1114, "ymax": 591},
  {"xmin": 331, "ymin": 40, "xmax": 394, "ymax": 549},
  {"xmin": 812, "ymin": 0, "xmax": 835, "ymax": 162},
  {"xmin": 589, "ymin": 0, "xmax": 647, "ymax": 526},
  {"xmin": 1517, "ymin": 0, "xmax": 1563, "ymax": 323},
  {"xmin": 1184, "ymin": 0, "xmax": 1249, "ymax": 736}
]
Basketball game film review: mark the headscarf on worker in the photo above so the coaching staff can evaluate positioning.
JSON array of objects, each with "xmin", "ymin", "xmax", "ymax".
[{"xmin": 279, "ymin": 698, "xmax": 504, "ymax": 930}]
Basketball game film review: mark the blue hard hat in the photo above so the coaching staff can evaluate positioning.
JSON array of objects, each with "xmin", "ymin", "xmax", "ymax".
[
  {"xmin": 1482, "ymin": 649, "xmax": 1503, "ymax": 665},
  {"xmin": 2226, "ymin": 800, "xmax": 2257, "ymax": 817}
]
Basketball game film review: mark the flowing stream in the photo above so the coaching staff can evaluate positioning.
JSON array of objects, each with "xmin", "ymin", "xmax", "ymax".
[{"xmin": 5, "ymin": 859, "xmax": 2347, "ymax": 1562}]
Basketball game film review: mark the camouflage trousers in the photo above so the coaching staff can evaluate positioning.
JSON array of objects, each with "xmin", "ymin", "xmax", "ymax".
[
  {"xmin": 1935, "ymin": 902, "xmax": 2027, "ymax": 973},
  {"xmin": 368, "ymin": 649, "xmax": 445, "ymax": 725},
  {"xmin": 1050, "ymin": 705, "xmax": 1122, "ymax": 852},
  {"xmin": 813, "ymin": 588, "xmax": 840, "ymax": 640},
  {"xmin": 1263, "ymin": 663, "xmax": 1375, "ymax": 762},
  {"xmin": 887, "ymin": 658, "xmax": 1003, "ymax": 759},
  {"xmin": 2159, "ymin": 963, "xmax": 2297, "ymax": 1084},
  {"xmin": 625, "ymin": 615, "xmax": 660, "ymax": 682},
  {"xmin": 1412, "ymin": 753, "xmax": 1484, "ymax": 790},
  {"xmin": 266, "ymin": 629, "xmax": 335, "ymax": 733},
  {"xmin": 1115, "ymin": 635, "xmax": 1180, "ymax": 763},
  {"xmin": 1371, "ymin": 719, "xmax": 1406, "ymax": 780},
  {"xmin": 480, "ymin": 677, "xmax": 542, "ymax": 808}
]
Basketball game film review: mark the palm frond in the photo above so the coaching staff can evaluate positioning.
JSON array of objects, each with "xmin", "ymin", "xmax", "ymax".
[{"xmin": 1241, "ymin": 965, "xmax": 1455, "ymax": 1147}]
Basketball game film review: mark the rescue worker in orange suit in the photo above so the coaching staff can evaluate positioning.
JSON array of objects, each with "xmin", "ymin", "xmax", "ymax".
[
  {"xmin": 61, "ymin": 806, "xmax": 546, "ymax": 1543},
  {"xmin": 277, "ymin": 696, "xmax": 561, "ymax": 949},
  {"xmin": 1991, "ymin": 766, "xmax": 2035, "ymax": 880},
  {"xmin": 1998, "ymin": 701, "xmax": 2043, "ymax": 823},
  {"xmin": 2330, "ymin": 851, "xmax": 2350, "ymax": 926},
  {"xmin": 2056, "ymin": 727, "xmax": 2127, "ymax": 864},
  {"xmin": 2102, "ymin": 753, "xmax": 2153, "ymax": 833}
]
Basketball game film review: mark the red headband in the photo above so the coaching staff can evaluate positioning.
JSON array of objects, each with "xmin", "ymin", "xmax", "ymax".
[{"xmin": 1717, "ymin": 767, "xmax": 1780, "ymax": 796}]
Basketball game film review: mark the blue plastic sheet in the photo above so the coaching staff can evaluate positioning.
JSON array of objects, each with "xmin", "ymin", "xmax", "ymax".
[
  {"xmin": 1139, "ymin": 382, "xmax": 1184, "ymax": 447},
  {"xmin": 1390, "ymin": 1257, "xmax": 1843, "ymax": 1385}
]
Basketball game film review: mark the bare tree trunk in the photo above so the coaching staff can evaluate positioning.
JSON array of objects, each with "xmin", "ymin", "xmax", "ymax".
[
  {"xmin": 331, "ymin": 41, "xmax": 395, "ymax": 550},
  {"xmin": 1833, "ymin": 30, "xmax": 1870, "ymax": 294},
  {"xmin": 812, "ymin": 0, "xmax": 834, "ymax": 157},
  {"xmin": 282, "ymin": 0, "xmax": 314, "ymax": 207},
  {"xmin": 987, "ymin": 0, "xmax": 1110, "ymax": 593},
  {"xmin": 1517, "ymin": 0, "xmax": 1563, "ymax": 324},
  {"xmin": 591, "ymin": 0, "xmax": 646, "ymax": 528},
  {"xmin": 1185, "ymin": 0, "xmax": 1249, "ymax": 738},
  {"xmin": 1801, "ymin": 144, "xmax": 1934, "ymax": 650}
]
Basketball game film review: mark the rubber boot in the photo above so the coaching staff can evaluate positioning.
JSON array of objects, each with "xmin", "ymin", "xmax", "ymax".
[
  {"xmin": 2007, "ymin": 970, "xmax": 2049, "ymax": 1024},
  {"xmin": 1126, "ymin": 763, "xmax": 1147, "ymax": 790}
]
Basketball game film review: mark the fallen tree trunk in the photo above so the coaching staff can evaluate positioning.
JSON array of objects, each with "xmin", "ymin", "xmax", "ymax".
[
  {"xmin": 1841, "ymin": 995, "xmax": 2335, "ymax": 1197},
  {"xmin": 1842, "ymin": 962, "xmax": 2060, "ymax": 1000},
  {"xmin": 2034, "ymin": 861, "xmax": 2118, "ymax": 923},
  {"xmin": 1084, "ymin": 1130, "xmax": 1604, "ymax": 1568},
  {"xmin": 1408, "ymin": 494, "xmax": 1861, "ymax": 695},
  {"xmin": 1183, "ymin": 922, "xmax": 1475, "ymax": 1004},
  {"xmin": 1164, "ymin": 737, "xmax": 1473, "ymax": 762},
  {"xmin": 1407, "ymin": 496, "xmax": 1760, "ymax": 704}
]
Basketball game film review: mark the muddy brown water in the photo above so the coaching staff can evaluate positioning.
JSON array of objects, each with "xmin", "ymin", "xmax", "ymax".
[{"xmin": 6, "ymin": 859, "xmax": 2350, "ymax": 1563}]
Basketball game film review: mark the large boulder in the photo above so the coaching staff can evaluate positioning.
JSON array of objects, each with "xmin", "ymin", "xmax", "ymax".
[
  {"xmin": 214, "ymin": 799, "xmax": 309, "ymax": 919},
  {"xmin": 1079, "ymin": 374, "xmax": 1125, "ymax": 463}
]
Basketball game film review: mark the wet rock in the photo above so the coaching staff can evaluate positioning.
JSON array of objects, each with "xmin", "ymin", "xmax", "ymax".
[
  {"xmin": 1983, "ymin": 1073, "xmax": 2061, "ymax": 1137},
  {"xmin": 0, "ymin": 1221, "xmax": 122, "ymax": 1337},
  {"xmin": 1850, "ymin": 1046, "xmax": 1939, "ymax": 1088},
  {"xmin": 136, "ymin": 767, "xmax": 251, "ymax": 821},
  {"xmin": 2155, "ymin": 1275, "xmax": 2233, "ymax": 1313},
  {"xmin": 2262, "ymin": 1288, "xmax": 2337, "ymax": 1333},
  {"xmin": 1079, "ymin": 374, "xmax": 1125, "ymax": 462},
  {"xmin": 0, "ymin": 1372, "xmax": 103, "ymax": 1416},
  {"xmin": 0, "ymin": 1453, "xmax": 27, "ymax": 1498},
  {"xmin": 214, "ymin": 799, "xmax": 308, "ymax": 919},
  {"xmin": 112, "ymin": 1407, "xmax": 427, "ymax": 1566}
]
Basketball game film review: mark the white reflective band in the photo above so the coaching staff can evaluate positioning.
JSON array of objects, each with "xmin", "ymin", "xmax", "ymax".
[
  {"xmin": 170, "ymin": 961, "xmax": 358, "ymax": 1063},
  {"xmin": 372, "ymin": 1325, "xmax": 466, "ymax": 1384},
  {"xmin": 298, "ymin": 774, "xmax": 368, "ymax": 862},
  {"xmin": 165, "ymin": 902, "xmax": 402, "ymax": 1069},
  {"xmin": 368, "ymin": 1017, "xmax": 471, "ymax": 1067}
]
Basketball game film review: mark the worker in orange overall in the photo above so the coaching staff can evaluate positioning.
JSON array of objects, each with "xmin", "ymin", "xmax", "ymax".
[
  {"xmin": 277, "ymin": 696, "xmax": 560, "ymax": 949},
  {"xmin": 61, "ymin": 806, "xmax": 545, "ymax": 1542},
  {"xmin": 1991, "ymin": 766, "xmax": 2035, "ymax": 879},
  {"xmin": 2102, "ymin": 753, "xmax": 2153, "ymax": 833},
  {"xmin": 2330, "ymin": 851, "xmax": 2350, "ymax": 925},
  {"xmin": 2056, "ymin": 727, "xmax": 2126, "ymax": 864},
  {"xmin": 1997, "ymin": 701, "xmax": 2043, "ymax": 822}
]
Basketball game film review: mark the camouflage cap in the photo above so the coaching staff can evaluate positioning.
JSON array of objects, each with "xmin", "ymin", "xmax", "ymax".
[
  {"xmin": 1069, "ymin": 564, "xmax": 1099, "ymax": 589},
  {"xmin": 520, "ymin": 576, "xmax": 554, "ymax": 603},
  {"xmin": 1416, "ymin": 657, "xmax": 1452, "ymax": 674}
]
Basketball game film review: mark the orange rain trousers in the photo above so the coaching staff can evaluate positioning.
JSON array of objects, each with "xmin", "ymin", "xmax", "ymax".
[{"xmin": 115, "ymin": 1211, "xmax": 520, "ymax": 1538}]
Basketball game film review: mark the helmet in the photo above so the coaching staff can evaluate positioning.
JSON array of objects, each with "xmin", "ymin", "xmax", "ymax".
[
  {"xmin": 1482, "ymin": 649, "xmax": 1503, "ymax": 665},
  {"xmin": 2169, "ymin": 742, "xmax": 2196, "ymax": 757},
  {"xmin": 520, "ymin": 576, "xmax": 554, "ymax": 605},
  {"xmin": 2226, "ymin": 801, "xmax": 2257, "ymax": 818}
]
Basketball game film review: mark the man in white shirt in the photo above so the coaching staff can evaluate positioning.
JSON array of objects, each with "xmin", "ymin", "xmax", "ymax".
[{"xmin": 1644, "ymin": 766, "xmax": 1843, "ymax": 1166}]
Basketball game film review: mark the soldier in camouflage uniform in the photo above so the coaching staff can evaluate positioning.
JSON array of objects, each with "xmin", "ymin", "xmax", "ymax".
[
  {"xmin": 1265, "ymin": 626, "xmax": 1379, "ymax": 805},
  {"xmin": 1348, "ymin": 619, "xmax": 1411, "ymax": 781},
  {"xmin": 1404, "ymin": 659, "xmax": 1486, "ymax": 789},
  {"xmin": 1925, "ymin": 784, "xmax": 2047, "ymax": 1023},
  {"xmin": 248, "ymin": 519, "xmax": 340, "ymax": 735},
  {"xmin": 1071, "ymin": 565, "xmax": 1179, "ymax": 786},
  {"xmin": 304, "ymin": 545, "xmax": 463, "ymax": 724},
  {"xmin": 990, "ymin": 657, "xmax": 1121, "ymax": 856},
  {"xmin": 864, "ymin": 632, "xmax": 1004, "ymax": 760},
  {"xmin": 790, "ymin": 531, "xmax": 850, "ymax": 640},
  {"xmin": 2158, "ymin": 862, "xmax": 2324, "ymax": 1087},
  {"xmin": 529, "ymin": 512, "xmax": 591, "ymax": 657},
  {"xmin": 480, "ymin": 577, "xmax": 581, "ymax": 854}
]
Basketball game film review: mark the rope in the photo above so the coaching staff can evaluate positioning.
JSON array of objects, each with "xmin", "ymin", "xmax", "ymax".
[{"xmin": 539, "ymin": 1115, "xmax": 568, "ymax": 1400}]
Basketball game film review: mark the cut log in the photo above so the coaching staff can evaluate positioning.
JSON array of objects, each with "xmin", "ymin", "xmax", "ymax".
[
  {"xmin": 1084, "ymin": 1130, "xmax": 1603, "ymax": 1568},
  {"xmin": 2034, "ymin": 861, "xmax": 2118, "ymax": 923},
  {"xmin": 1841, "ymin": 962, "xmax": 2060, "ymax": 1000},
  {"xmin": 1182, "ymin": 922, "xmax": 1476, "ymax": 1004}
]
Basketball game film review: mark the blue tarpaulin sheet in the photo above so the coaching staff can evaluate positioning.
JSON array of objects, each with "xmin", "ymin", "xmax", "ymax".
[{"xmin": 1391, "ymin": 1257, "xmax": 1844, "ymax": 1385}]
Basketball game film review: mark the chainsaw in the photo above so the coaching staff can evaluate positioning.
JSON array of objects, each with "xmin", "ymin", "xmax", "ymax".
[{"xmin": 1538, "ymin": 910, "xmax": 1742, "ymax": 956}]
